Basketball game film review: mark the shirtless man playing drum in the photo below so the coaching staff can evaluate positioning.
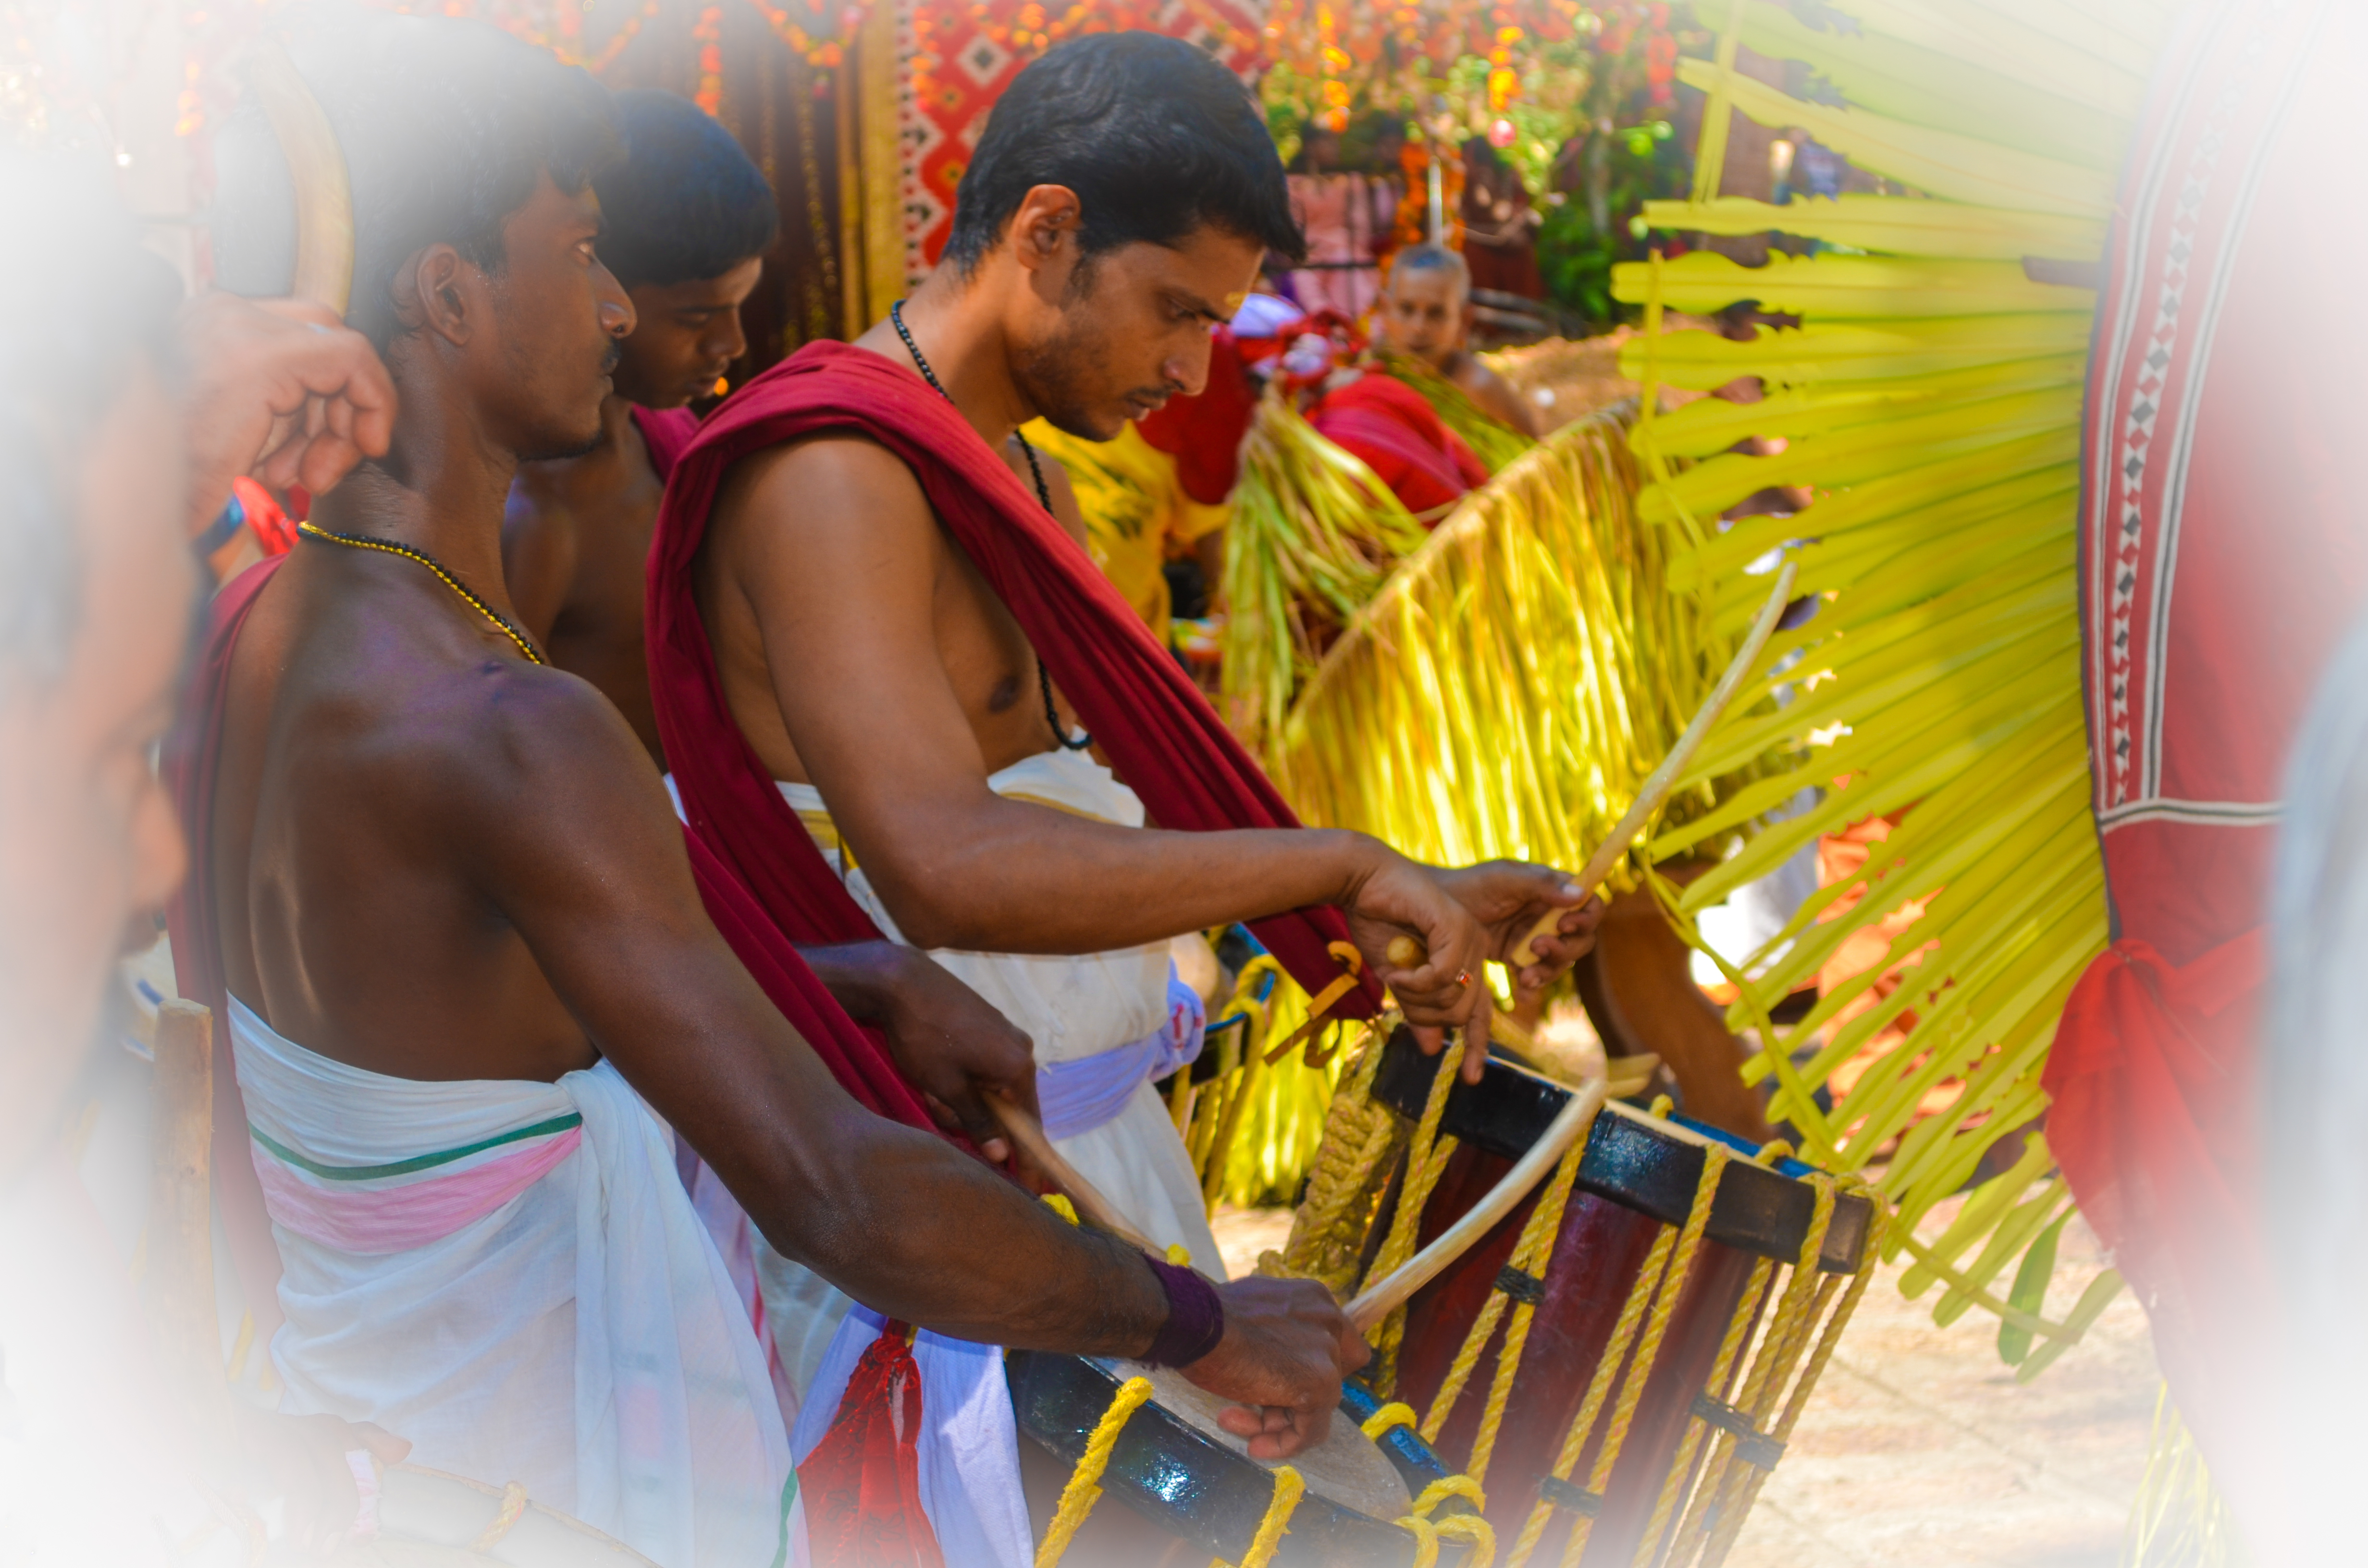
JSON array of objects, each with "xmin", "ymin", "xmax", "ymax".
[
  {"xmin": 186, "ymin": 20, "xmax": 1357, "ymax": 1562},
  {"xmin": 663, "ymin": 34, "xmax": 1603, "ymax": 1267}
]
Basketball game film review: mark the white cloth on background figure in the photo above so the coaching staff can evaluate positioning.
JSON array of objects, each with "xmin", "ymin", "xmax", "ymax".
[{"xmin": 229, "ymin": 996, "xmax": 792, "ymax": 1568}]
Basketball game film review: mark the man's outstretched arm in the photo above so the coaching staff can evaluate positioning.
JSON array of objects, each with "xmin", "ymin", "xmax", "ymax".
[
  {"xmin": 713, "ymin": 436, "xmax": 1601, "ymax": 1066},
  {"xmin": 457, "ymin": 668, "xmax": 1361, "ymax": 1453}
]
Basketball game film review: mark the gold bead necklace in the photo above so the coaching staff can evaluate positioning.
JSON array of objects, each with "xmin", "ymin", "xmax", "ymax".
[{"xmin": 296, "ymin": 521, "xmax": 545, "ymax": 666}]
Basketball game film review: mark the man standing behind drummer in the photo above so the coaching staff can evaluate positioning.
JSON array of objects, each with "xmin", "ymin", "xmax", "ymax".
[
  {"xmin": 506, "ymin": 81, "xmax": 1061, "ymax": 1404},
  {"xmin": 653, "ymin": 33, "xmax": 1604, "ymax": 1272},
  {"xmin": 503, "ymin": 88, "xmax": 770, "ymax": 769}
]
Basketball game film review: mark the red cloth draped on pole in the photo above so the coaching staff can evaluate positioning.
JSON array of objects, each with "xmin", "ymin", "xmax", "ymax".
[
  {"xmin": 642, "ymin": 340, "xmax": 1385, "ymax": 1016},
  {"xmin": 2045, "ymin": 0, "xmax": 2368, "ymax": 1513}
]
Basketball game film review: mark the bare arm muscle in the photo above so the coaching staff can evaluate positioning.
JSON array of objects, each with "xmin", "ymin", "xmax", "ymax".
[
  {"xmin": 723, "ymin": 437, "xmax": 1381, "ymax": 953},
  {"xmin": 454, "ymin": 667, "xmax": 1166, "ymax": 1350}
]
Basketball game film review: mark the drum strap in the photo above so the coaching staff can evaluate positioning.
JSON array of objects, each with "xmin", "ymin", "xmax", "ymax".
[
  {"xmin": 1687, "ymin": 1393, "xmax": 1785, "ymax": 1470},
  {"xmin": 1534, "ymin": 1474, "xmax": 1602, "ymax": 1518},
  {"xmin": 1492, "ymin": 1264, "xmax": 1547, "ymax": 1307}
]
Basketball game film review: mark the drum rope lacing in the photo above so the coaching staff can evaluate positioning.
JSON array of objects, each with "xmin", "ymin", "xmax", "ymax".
[
  {"xmin": 1274, "ymin": 1037, "xmax": 1888, "ymax": 1568},
  {"xmin": 1034, "ymin": 1372, "xmax": 1157, "ymax": 1568}
]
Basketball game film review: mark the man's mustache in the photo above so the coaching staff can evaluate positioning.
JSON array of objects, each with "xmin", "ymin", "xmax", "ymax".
[{"xmin": 600, "ymin": 339, "xmax": 623, "ymax": 375}]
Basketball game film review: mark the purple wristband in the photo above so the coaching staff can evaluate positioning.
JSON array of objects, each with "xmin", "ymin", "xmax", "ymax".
[{"xmin": 1142, "ymin": 1256, "xmax": 1225, "ymax": 1368}]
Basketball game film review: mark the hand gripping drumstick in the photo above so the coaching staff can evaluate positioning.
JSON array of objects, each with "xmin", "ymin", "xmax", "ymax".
[
  {"xmin": 987, "ymin": 1095, "xmax": 1162, "ymax": 1256},
  {"xmin": 1352, "ymin": 562, "xmax": 1800, "ymax": 1333},
  {"xmin": 245, "ymin": 40, "xmax": 356, "ymax": 314},
  {"xmin": 1382, "ymin": 558, "xmax": 1801, "ymax": 980}
]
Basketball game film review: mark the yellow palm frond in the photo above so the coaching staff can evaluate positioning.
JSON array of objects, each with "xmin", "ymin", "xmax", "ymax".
[
  {"xmin": 1271, "ymin": 407, "xmax": 1759, "ymax": 887},
  {"xmin": 1618, "ymin": 0, "xmax": 2188, "ymax": 1369}
]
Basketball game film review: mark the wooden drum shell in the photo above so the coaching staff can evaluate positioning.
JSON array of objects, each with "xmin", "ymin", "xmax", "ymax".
[{"xmin": 1369, "ymin": 1030, "xmax": 1874, "ymax": 1566}]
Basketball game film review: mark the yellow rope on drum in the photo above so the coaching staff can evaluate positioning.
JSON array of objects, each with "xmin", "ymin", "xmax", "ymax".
[
  {"xmin": 1279, "ymin": 1027, "xmax": 1403, "ymax": 1297},
  {"xmin": 1231, "ymin": 1464, "xmax": 1305, "ymax": 1568},
  {"xmin": 1498, "ymin": 1142, "xmax": 1730, "ymax": 1568},
  {"xmin": 470, "ymin": 1482, "xmax": 530, "ymax": 1551},
  {"xmin": 1393, "ymin": 1473, "xmax": 1498, "ymax": 1568},
  {"xmin": 1640, "ymin": 1176, "xmax": 1835, "ymax": 1567},
  {"xmin": 1683, "ymin": 1183, "xmax": 1889, "ymax": 1568},
  {"xmin": 1361, "ymin": 1402, "xmax": 1419, "ymax": 1441},
  {"xmin": 1428, "ymin": 1125, "xmax": 1594, "ymax": 1484},
  {"xmin": 1035, "ymin": 1376, "xmax": 1156, "ymax": 1568},
  {"xmin": 1363, "ymin": 1047, "xmax": 1465, "ymax": 1393}
]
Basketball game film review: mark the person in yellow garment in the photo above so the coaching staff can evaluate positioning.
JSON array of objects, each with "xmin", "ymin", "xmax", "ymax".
[
  {"xmin": 1024, "ymin": 321, "xmax": 1259, "ymax": 644},
  {"xmin": 1023, "ymin": 418, "xmax": 1226, "ymax": 643}
]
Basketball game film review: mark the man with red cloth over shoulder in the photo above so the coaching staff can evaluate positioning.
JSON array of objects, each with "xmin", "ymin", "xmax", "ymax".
[
  {"xmin": 185, "ymin": 19, "xmax": 1359, "ymax": 1566},
  {"xmin": 506, "ymin": 81, "xmax": 1050, "ymax": 1421},
  {"xmin": 654, "ymin": 32, "xmax": 1602, "ymax": 1317}
]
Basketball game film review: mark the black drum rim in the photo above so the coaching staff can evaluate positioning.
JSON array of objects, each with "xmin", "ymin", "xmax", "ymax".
[
  {"xmin": 1005, "ymin": 1351, "xmax": 1480, "ymax": 1566},
  {"xmin": 1369, "ymin": 1027, "xmax": 1875, "ymax": 1273}
]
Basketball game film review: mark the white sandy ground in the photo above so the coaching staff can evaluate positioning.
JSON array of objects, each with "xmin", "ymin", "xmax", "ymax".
[{"xmin": 1211, "ymin": 1194, "xmax": 2159, "ymax": 1568}]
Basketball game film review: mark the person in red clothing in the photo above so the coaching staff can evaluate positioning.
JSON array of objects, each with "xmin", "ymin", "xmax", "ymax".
[
  {"xmin": 1307, "ymin": 364, "xmax": 1490, "ymax": 519},
  {"xmin": 502, "ymin": 88, "xmax": 772, "ymax": 770}
]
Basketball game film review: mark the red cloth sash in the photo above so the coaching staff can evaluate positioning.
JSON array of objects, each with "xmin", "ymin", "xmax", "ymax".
[
  {"xmin": 794, "ymin": 1324, "xmax": 945, "ymax": 1568},
  {"xmin": 643, "ymin": 340, "xmax": 1382, "ymax": 1014},
  {"xmin": 631, "ymin": 404, "xmax": 700, "ymax": 482},
  {"xmin": 1307, "ymin": 372, "xmax": 1487, "ymax": 519}
]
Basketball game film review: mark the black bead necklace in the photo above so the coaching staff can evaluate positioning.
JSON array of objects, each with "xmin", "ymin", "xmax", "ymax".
[{"xmin": 889, "ymin": 297, "xmax": 1091, "ymax": 753}]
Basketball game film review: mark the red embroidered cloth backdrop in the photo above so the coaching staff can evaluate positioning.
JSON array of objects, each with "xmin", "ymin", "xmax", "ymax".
[
  {"xmin": 889, "ymin": 0, "xmax": 1265, "ymax": 287},
  {"xmin": 2048, "ymin": 0, "xmax": 2368, "ymax": 1519}
]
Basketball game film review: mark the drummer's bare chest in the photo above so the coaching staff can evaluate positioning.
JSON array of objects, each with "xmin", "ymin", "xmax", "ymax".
[{"xmin": 925, "ymin": 521, "xmax": 1056, "ymax": 775}]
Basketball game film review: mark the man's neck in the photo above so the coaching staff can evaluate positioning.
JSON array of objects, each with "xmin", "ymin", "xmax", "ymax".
[
  {"xmin": 855, "ymin": 276, "xmax": 1035, "ymax": 454},
  {"xmin": 521, "ymin": 393, "xmax": 644, "ymax": 491},
  {"xmin": 310, "ymin": 364, "xmax": 527, "ymax": 624}
]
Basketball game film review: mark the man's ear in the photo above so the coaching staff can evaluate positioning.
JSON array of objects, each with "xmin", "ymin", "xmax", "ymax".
[
  {"xmin": 1009, "ymin": 184, "xmax": 1084, "ymax": 278},
  {"xmin": 389, "ymin": 244, "xmax": 476, "ymax": 347}
]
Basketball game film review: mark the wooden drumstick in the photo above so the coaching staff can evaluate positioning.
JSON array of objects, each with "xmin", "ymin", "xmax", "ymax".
[
  {"xmin": 1344, "ymin": 1075, "xmax": 1610, "ymax": 1333},
  {"xmin": 245, "ymin": 41, "xmax": 355, "ymax": 313},
  {"xmin": 1382, "ymin": 560, "xmax": 1802, "ymax": 981},
  {"xmin": 987, "ymin": 1095, "xmax": 1162, "ymax": 1256}
]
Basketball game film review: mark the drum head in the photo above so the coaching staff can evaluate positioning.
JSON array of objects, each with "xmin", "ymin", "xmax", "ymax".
[
  {"xmin": 1370, "ymin": 1028, "xmax": 1874, "ymax": 1272},
  {"xmin": 329, "ymin": 1465, "xmax": 659, "ymax": 1567},
  {"xmin": 1007, "ymin": 1353, "xmax": 1481, "ymax": 1566}
]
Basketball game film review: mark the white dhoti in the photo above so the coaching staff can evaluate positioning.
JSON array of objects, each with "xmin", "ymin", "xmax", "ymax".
[
  {"xmin": 229, "ymin": 997, "xmax": 793, "ymax": 1568},
  {"xmin": 776, "ymin": 747, "xmax": 1221, "ymax": 1274}
]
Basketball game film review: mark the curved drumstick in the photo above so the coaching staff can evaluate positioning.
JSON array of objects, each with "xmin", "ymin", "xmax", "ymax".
[
  {"xmin": 1344, "ymin": 1075, "xmax": 1610, "ymax": 1333},
  {"xmin": 987, "ymin": 1095, "xmax": 1161, "ymax": 1256},
  {"xmin": 1519, "ymin": 557, "xmax": 1800, "ymax": 956},
  {"xmin": 244, "ymin": 41, "xmax": 355, "ymax": 314},
  {"xmin": 1382, "ymin": 557, "xmax": 1802, "ymax": 981}
]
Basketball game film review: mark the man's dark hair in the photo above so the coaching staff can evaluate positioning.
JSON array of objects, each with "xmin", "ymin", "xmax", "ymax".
[
  {"xmin": 0, "ymin": 154, "xmax": 182, "ymax": 681},
  {"xmin": 593, "ymin": 89, "xmax": 778, "ymax": 291},
  {"xmin": 212, "ymin": 15, "xmax": 622, "ymax": 349},
  {"xmin": 941, "ymin": 32, "xmax": 1304, "ymax": 276}
]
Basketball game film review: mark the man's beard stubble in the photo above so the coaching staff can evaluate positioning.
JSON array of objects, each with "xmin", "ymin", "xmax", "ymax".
[
  {"xmin": 512, "ymin": 335, "xmax": 623, "ymax": 464},
  {"xmin": 1014, "ymin": 311, "xmax": 1114, "ymax": 443}
]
